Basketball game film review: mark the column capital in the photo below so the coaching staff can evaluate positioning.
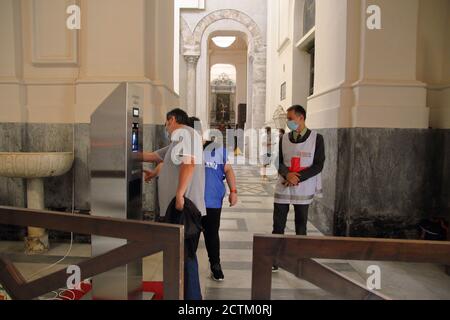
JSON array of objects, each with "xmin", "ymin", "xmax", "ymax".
[{"xmin": 184, "ymin": 55, "xmax": 200, "ymax": 65}]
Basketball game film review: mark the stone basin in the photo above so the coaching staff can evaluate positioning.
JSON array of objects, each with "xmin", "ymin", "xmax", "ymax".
[
  {"xmin": 0, "ymin": 152, "xmax": 74, "ymax": 254},
  {"xmin": 0, "ymin": 152, "xmax": 74, "ymax": 179}
]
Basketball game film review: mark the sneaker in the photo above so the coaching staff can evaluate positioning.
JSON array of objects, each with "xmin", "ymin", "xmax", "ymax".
[
  {"xmin": 210, "ymin": 264, "xmax": 225, "ymax": 282},
  {"xmin": 272, "ymin": 266, "xmax": 279, "ymax": 273}
]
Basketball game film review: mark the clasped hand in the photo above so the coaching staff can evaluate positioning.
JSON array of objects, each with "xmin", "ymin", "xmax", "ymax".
[{"xmin": 283, "ymin": 172, "xmax": 301, "ymax": 187}]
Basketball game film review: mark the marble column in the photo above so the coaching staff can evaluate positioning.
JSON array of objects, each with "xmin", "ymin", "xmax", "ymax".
[
  {"xmin": 184, "ymin": 55, "xmax": 200, "ymax": 116},
  {"xmin": 246, "ymin": 55, "xmax": 254, "ymax": 129},
  {"xmin": 26, "ymin": 178, "xmax": 49, "ymax": 254}
]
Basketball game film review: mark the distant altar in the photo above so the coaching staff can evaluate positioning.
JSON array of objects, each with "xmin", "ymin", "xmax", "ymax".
[{"xmin": 209, "ymin": 73, "xmax": 236, "ymax": 128}]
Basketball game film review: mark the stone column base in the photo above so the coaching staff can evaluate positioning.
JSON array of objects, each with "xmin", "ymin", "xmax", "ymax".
[{"xmin": 25, "ymin": 234, "xmax": 49, "ymax": 255}]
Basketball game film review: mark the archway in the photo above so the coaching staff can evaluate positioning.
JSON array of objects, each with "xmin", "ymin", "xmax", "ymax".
[
  {"xmin": 181, "ymin": 9, "xmax": 266, "ymax": 131},
  {"xmin": 208, "ymin": 34, "xmax": 247, "ymax": 130}
]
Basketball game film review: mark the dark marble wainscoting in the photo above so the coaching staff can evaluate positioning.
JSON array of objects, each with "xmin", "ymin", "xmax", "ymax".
[
  {"xmin": 0, "ymin": 123, "xmax": 27, "ymax": 240},
  {"xmin": 432, "ymin": 130, "xmax": 450, "ymax": 218},
  {"xmin": 73, "ymin": 124, "xmax": 90, "ymax": 211},
  {"xmin": 26, "ymin": 123, "xmax": 75, "ymax": 210},
  {"xmin": 0, "ymin": 123, "xmax": 26, "ymax": 208},
  {"xmin": 311, "ymin": 128, "xmax": 450, "ymax": 239},
  {"xmin": 309, "ymin": 128, "xmax": 339, "ymax": 235},
  {"xmin": 0, "ymin": 122, "xmax": 167, "ymax": 242},
  {"xmin": 0, "ymin": 123, "xmax": 80, "ymax": 242}
]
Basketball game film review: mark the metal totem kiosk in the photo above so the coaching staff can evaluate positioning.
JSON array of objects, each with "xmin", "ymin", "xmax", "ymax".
[{"xmin": 90, "ymin": 83, "xmax": 144, "ymax": 300}]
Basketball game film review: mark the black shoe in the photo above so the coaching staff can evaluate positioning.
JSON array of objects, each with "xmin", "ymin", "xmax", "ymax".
[
  {"xmin": 272, "ymin": 266, "xmax": 279, "ymax": 273},
  {"xmin": 210, "ymin": 264, "xmax": 225, "ymax": 282}
]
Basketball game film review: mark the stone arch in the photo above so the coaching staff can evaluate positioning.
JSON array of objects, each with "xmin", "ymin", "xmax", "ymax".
[
  {"xmin": 184, "ymin": 9, "xmax": 265, "ymax": 56},
  {"xmin": 182, "ymin": 9, "xmax": 267, "ymax": 130},
  {"xmin": 180, "ymin": 17, "xmax": 194, "ymax": 53}
]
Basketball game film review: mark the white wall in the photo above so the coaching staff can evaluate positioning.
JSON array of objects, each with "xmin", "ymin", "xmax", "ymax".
[
  {"xmin": 265, "ymin": 0, "xmax": 296, "ymax": 125},
  {"xmin": 349, "ymin": 0, "xmax": 427, "ymax": 129},
  {"xmin": 0, "ymin": 0, "xmax": 179, "ymax": 125},
  {"xmin": 0, "ymin": 0, "xmax": 20, "ymax": 79},
  {"xmin": 0, "ymin": 0, "xmax": 24, "ymax": 122},
  {"xmin": 80, "ymin": 0, "xmax": 144, "ymax": 79},
  {"xmin": 313, "ymin": 0, "xmax": 348, "ymax": 93},
  {"xmin": 417, "ymin": 0, "xmax": 450, "ymax": 129},
  {"xmin": 266, "ymin": 0, "xmax": 447, "ymax": 129}
]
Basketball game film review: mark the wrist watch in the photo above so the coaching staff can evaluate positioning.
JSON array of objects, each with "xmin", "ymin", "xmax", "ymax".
[{"xmin": 230, "ymin": 189, "xmax": 238, "ymax": 194}]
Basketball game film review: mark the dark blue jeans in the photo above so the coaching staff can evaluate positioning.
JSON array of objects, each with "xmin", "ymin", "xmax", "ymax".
[{"xmin": 184, "ymin": 254, "xmax": 202, "ymax": 300}]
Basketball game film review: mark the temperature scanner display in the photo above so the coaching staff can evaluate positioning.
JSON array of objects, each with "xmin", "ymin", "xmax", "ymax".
[{"xmin": 132, "ymin": 123, "xmax": 139, "ymax": 152}]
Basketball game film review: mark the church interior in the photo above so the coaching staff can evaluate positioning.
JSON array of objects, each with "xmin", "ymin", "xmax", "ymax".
[{"xmin": 0, "ymin": 0, "xmax": 449, "ymax": 301}]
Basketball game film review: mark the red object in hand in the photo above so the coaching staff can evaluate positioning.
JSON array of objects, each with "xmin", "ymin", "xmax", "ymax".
[
  {"xmin": 289, "ymin": 157, "xmax": 307, "ymax": 173},
  {"xmin": 290, "ymin": 157, "xmax": 301, "ymax": 172}
]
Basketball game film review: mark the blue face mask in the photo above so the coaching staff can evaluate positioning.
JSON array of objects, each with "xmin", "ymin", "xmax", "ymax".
[
  {"xmin": 165, "ymin": 126, "xmax": 171, "ymax": 141},
  {"xmin": 287, "ymin": 120, "xmax": 299, "ymax": 131}
]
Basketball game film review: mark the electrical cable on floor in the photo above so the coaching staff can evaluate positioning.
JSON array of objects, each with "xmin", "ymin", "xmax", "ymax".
[
  {"xmin": 38, "ymin": 291, "xmax": 59, "ymax": 301},
  {"xmin": 27, "ymin": 124, "xmax": 77, "ymax": 285},
  {"xmin": 58, "ymin": 288, "xmax": 76, "ymax": 301},
  {"xmin": 27, "ymin": 233, "xmax": 74, "ymax": 282}
]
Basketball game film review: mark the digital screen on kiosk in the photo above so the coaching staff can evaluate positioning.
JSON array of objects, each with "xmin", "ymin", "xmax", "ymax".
[{"xmin": 132, "ymin": 123, "xmax": 139, "ymax": 152}]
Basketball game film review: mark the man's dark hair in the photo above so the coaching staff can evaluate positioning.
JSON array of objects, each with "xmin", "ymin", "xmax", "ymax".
[
  {"xmin": 187, "ymin": 116, "xmax": 203, "ymax": 133},
  {"xmin": 287, "ymin": 105, "xmax": 307, "ymax": 120},
  {"xmin": 187, "ymin": 116, "xmax": 200, "ymax": 128},
  {"xmin": 166, "ymin": 108, "xmax": 189, "ymax": 125}
]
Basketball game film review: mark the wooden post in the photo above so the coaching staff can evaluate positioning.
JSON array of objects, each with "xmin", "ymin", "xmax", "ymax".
[
  {"xmin": 163, "ymin": 241, "xmax": 184, "ymax": 300},
  {"xmin": 0, "ymin": 206, "xmax": 185, "ymax": 300},
  {"xmin": 251, "ymin": 237, "xmax": 273, "ymax": 300},
  {"xmin": 250, "ymin": 234, "xmax": 450, "ymax": 300}
]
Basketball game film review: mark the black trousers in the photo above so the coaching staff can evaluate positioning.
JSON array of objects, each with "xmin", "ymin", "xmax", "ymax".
[
  {"xmin": 272, "ymin": 203, "xmax": 309, "ymax": 236},
  {"xmin": 202, "ymin": 208, "xmax": 222, "ymax": 266}
]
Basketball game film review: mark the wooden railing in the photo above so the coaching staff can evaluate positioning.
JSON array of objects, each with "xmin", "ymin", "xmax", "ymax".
[
  {"xmin": 0, "ymin": 206, "xmax": 184, "ymax": 300},
  {"xmin": 252, "ymin": 234, "xmax": 450, "ymax": 300}
]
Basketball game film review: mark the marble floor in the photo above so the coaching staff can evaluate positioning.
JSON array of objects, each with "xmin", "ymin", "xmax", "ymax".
[{"xmin": 1, "ymin": 163, "xmax": 450, "ymax": 300}]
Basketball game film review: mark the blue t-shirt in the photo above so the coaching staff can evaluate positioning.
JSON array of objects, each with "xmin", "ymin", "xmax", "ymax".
[{"xmin": 204, "ymin": 144, "xmax": 227, "ymax": 209}]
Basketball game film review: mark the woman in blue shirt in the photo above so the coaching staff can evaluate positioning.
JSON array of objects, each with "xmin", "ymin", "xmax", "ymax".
[{"xmin": 190, "ymin": 117, "xmax": 238, "ymax": 282}]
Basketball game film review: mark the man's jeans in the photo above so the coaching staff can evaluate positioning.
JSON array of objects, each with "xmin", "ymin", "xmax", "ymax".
[
  {"xmin": 184, "ymin": 233, "xmax": 202, "ymax": 300},
  {"xmin": 184, "ymin": 254, "xmax": 202, "ymax": 300}
]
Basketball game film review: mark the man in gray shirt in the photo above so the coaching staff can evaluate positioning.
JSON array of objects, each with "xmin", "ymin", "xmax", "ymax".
[
  {"xmin": 143, "ymin": 109, "xmax": 206, "ymax": 217},
  {"xmin": 143, "ymin": 108, "xmax": 205, "ymax": 300}
]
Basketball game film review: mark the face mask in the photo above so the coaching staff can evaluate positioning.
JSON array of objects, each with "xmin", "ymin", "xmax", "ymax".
[
  {"xmin": 287, "ymin": 120, "xmax": 299, "ymax": 131},
  {"xmin": 165, "ymin": 119, "xmax": 172, "ymax": 140},
  {"xmin": 164, "ymin": 124, "xmax": 171, "ymax": 141},
  {"xmin": 165, "ymin": 129, "xmax": 170, "ymax": 140}
]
